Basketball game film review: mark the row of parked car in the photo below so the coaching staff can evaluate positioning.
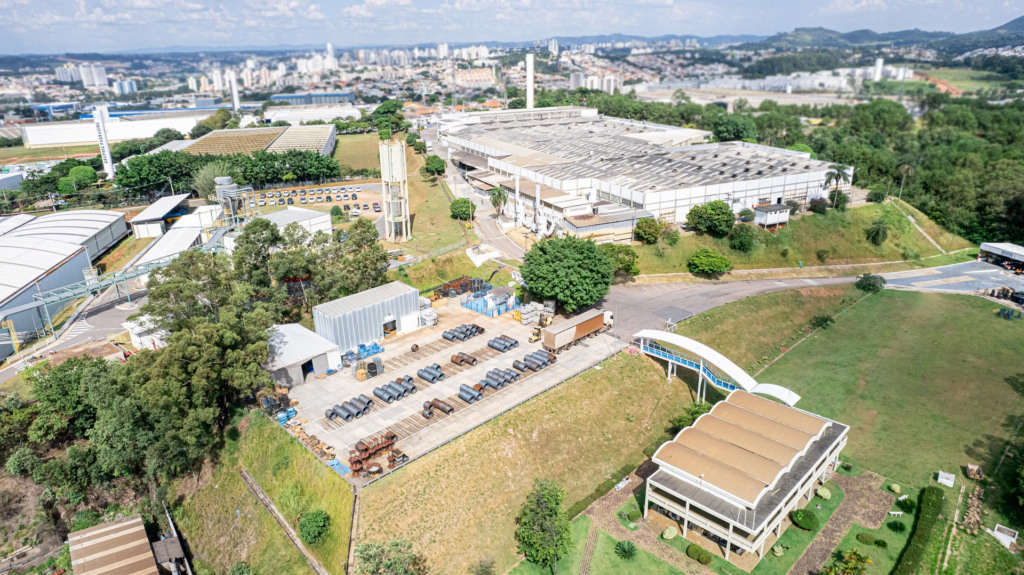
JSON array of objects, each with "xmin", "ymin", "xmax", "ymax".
[{"xmin": 249, "ymin": 185, "xmax": 381, "ymax": 214}]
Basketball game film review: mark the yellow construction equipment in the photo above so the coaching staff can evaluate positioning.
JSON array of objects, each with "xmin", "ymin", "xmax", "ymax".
[
  {"xmin": 539, "ymin": 313, "xmax": 553, "ymax": 327},
  {"xmin": 529, "ymin": 327, "xmax": 542, "ymax": 343}
]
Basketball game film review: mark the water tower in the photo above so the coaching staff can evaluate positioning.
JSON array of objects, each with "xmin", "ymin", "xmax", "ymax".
[{"xmin": 379, "ymin": 139, "xmax": 410, "ymax": 241}]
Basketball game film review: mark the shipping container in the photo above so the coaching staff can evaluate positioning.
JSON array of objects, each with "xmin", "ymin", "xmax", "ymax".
[{"xmin": 542, "ymin": 309, "xmax": 612, "ymax": 352}]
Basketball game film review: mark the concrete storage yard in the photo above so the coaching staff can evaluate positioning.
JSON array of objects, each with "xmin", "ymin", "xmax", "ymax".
[{"xmin": 288, "ymin": 302, "xmax": 624, "ymax": 485}]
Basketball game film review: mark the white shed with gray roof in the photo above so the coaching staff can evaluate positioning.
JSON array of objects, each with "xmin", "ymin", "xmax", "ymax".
[
  {"xmin": 130, "ymin": 194, "xmax": 191, "ymax": 238},
  {"xmin": 261, "ymin": 207, "xmax": 331, "ymax": 238},
  {"xmin": 266, "ymin": 323, "xmax": 341, "ymax": 387},
  {"xmin": 313, "ymin": 281, "xmax": 420, "ymax": 353}
]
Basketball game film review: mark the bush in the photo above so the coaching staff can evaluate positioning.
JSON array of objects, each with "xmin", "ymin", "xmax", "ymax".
[
  {"xmin": 780, "ymin": 247, "xmax": 790, "ymax": 258},
  {"xmin": 829, "ymin": 189, "xmax": 850, "ymax": 211},
  {"xmin": 662, "ymin": 526, "xmax": 678, "ymax": 540},
  {"xmin": 686, "ymin": 543, "xmax": 703, "ymax": 559},
  {"xmin": 626, "ymin": 509, "xmax": 641, "ymax": 522},
  {"xmin": 687, "ymin": 248, "xmax": 732, "ymax": 275},
  {"xmin": 856, "ymin": 532, "xmax": 876, "ymax": 545},
  {"xmin": 615, "ymin": 540, "xmax": 637, "ymax": 560},
  {"xmin": 855, "ymin": 273, "xmax": 886, "ymax": 293},
  {"xmin": 811, "ymin": 314, "xmax": 835, "ymax": 329},
  {"xmin": 816, "ymin": 249, "xmax": 830, "ymax": 263},
  {"xmin": 890, "ymin": 484, "xmax": 901, "ymax": 494},
  {"xmin": 875, "ymin": 539, "xmax": 888, "ymax": 549},
  {"xmin": 5, "ymin": 446, "xmax": 40, "ymax": 477},
  {"xmin": 229, "ymin": 563, "xmax": 254, "ymax": 575},
  {"xmin": 686, "ymin": 200, "xmax": 735, "ymax": 236},
  {"xmin": 330, "ymin": 205, "xmax": 343, "ymax": 218},
  {"xmin": 738, "ymin": 208, "xmax": 755, "ymax": 221},
  {"xmin": 901, "ymin": 247, "xmax": 921, "ymax": 260},
  {"xmin": 698, "ymin": 551, "xmax": 713, "ymax": 565},
  {"xmin": 728, "ymin": 223, "xmax": 758, "ymax": 252},
  {"xmin": 896, "ymin": 498, "xmax": 917, "ymax": 513},
  {"xmin": 663, "ymin": 228, "xmax": 680, "ymax": 246},
  {"xmin": 449, "ymin": 198, "xmax": 475, "ymax": 220},
  {"xmin": 868, "ymin": 189, "xmax": 887, "ymax": 202},
  {"xmin": 888, "ymin": 520, "xmax": 907, "ymax": 533},
  {"xmin": 785, "ymin": 199, "xmax": 801, "ymax": 214},
  {"xmin": 790, "ymin": 508, "xmax": 819, "ymax": 531},
  {"xmin": 634, "ymin": 218, "xmax": 663, "ymax": 244},
  {"xmin": 809, "ymin": 198, "xmax": 829, "ymax": 214},
  {"xmin": 816, "ymin": 486, "xmax": 832, "ymax": 500},
  {"xmin": 893, "ymin": 487, "xmax": 944, "ymax": 575},
  {"xmin": 298, "ymin": 509, "xmax": 330, "ymax": 544}
]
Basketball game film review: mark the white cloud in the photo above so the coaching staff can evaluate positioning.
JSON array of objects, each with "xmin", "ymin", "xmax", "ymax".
[{"xmin": 820, "ymin": 0, "xmax": 887, "ymax": 13}]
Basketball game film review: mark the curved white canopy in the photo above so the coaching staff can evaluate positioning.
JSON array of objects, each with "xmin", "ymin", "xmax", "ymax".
[{"xmin": 633, "ymin": 330, "xmax": 801, "ymax": 406}]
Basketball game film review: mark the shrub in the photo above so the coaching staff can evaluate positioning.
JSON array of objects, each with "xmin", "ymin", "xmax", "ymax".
[
  {"xmin": 298, "ymin": 509, "xmax": 330, "ymax": 544},
  {"xmin": 811, "ymin": 314, "xmax": 835, "ymax": 329},
  {"xmin": 615, "ymin": 540, "xmax": 637, "ymax": 560},
  {"xmin": 738, "ymin": 208, "xmax": 755, "ymax": 221},
  {"xmin": 687, "ymin": 543, "xmax": 703, "ymax": 559},
  {"xmin": 888, "ymin": 520, "xmax": 907, "ymax": 533},
  {"xmin": 728, "ymin": 223, "xmax": 758, "ymax": 252},
  {"xmin": 829, "ymin": 189, "xmax": 850, "ymax": 211},
  {"xmin": 896, "ymin": 498, "xmax": 917, "ymax": 513},
  {"xmin": 662, "ymin": 526, "xmax": 678, "ymax": 540},
  {"xmin": 868, "ymin": 189, "xmax": 887, "ymax": 202},
  {"xmin": 698, "ymin": 550, "xmax": 713, "ymax": 565},
  {"xmin": 228, "ymin": 563, "xmax": 254, "ymax": 575},
  {"xmin": 856, "ymin": 532, "xmax": 876, "ymax": 545},
  {"xmin": 855, "ymin": 273, "xmax": 887, "ymax": 293},
  {"xmin": 330, "ymin": 205, "xmax": 343, "ymax": 218},
  {"xmin": 790, "ymin": 508, "xmax": 819, "ymax": 531},
  {"xmin": 686, "ymin": 200, "xmax": 735, "ymax": 236},
  {"xmin": 890, "ymin": 484, "xmax": 901, "ymax": 494},
  {"xmin": 816, "ymin": 486, "xmax": 832, "ymax": 500},
  {"xmin": 893, "ymin": 487, "xmax": 944, "ymax": 575},
  {"xmin": 780, "ymin": 247, "xmax": 790, "ymax": 258},
  {"xmin": 687, "ymin": 248, "xmax": 732, "ymax": 275},
  {"xmin": 635, "ymin": 218, "xmax": 663, "ymax": 244},
  {"xmin": 785, "ymin": 199, "xmax": 801, "ymax": 214},
  {"xmin": 816, "ymin": 248, "xmax": 830, "ymax": 263},
  {"xmin": 771, "ymin": 545, "xmax": 784, "ymax": 557},
  {"xmin": 4, "ymin": 446, "xmax": 40, "ymax": 477},
  {"xmin": 901, "ymin": 247, "xmax": 921, "ymax": 260},
  {"xmin": 449, "ymin": 198, "xmax": 475, "ymax": 220},
  {"xmin": 663, "ymin": 228, "xmax": 680, "ymax": 246},
  {"xmin": 626, "ymin": 509, "xmax": 641, "ymax": 522},
  {"xmin": 875, "ymin": 539, "xmax": 888, "ymax": 549},
  {"xmin": 809, "ymin": 198, "xmax": 829, "ymax": 215}
]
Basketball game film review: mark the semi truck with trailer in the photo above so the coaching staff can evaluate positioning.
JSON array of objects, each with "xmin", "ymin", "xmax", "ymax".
[{"xmin": 541, "ymin": 309, "xmax": 613, "ymax": 353}]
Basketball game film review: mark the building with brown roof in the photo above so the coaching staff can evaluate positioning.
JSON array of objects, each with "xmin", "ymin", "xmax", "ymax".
[
  {"xmin": 68, "ymin": 515, "xmax": 159, "ymax": 575},
  {"xmin": 645, "ymin": 390, "xmax": 848, "ymax": 565}
]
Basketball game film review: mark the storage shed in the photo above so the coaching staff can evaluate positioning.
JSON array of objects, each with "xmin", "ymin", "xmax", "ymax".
[
  {"xmin": 979, "ymin": 242, "xmax": 1024, "ymax": 267},
  {"xmin": 68, "ymin": 514, "xmax": 160, "ymax": 575},
  {"xmin": 262, "ymin": 206, "xmax": 332, "ymax": 238},
  {"xmin": 129, "ymin": 193, "xmax": 191, "ymax": 238},
  {"xmin": 266, "ymin": 323, "xmax": 342, "ymax": 387},
  {"xmin": 313, "ymin": 281, "xmax": 419, "ymax": 353},
  {"xmin": 753, "ymin": 204, "xmax": 791, "ymax": 228}
]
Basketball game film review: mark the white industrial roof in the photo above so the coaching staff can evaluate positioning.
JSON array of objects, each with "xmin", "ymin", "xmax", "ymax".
[
  {"xmin": 146, "ymin": 140, "xmax": 192, "ymax": 155},
  {"xmin": 131, "ymin": 194, "xmax": 191, "ymax": 223},
  {"xmin": 0, "ymin": 213, "xmax": 35, "ymax": 236},
  {"xmin": 261, "ymin": 207, "xmax": 329, "ymax": 227},
  {"xmin": 313, "ymin": 281, "xmax": 418, "ymax": 318},
  {"xmin": 266, "ymin": 323, "xmax": 339, "ymax": 371},
  {"xmin": 4, "ymin": 210, "xmax": 123, "ymax": 246},
  {"xmin": 135, "ymin": 226, "xmax": 201, "ymax": 265},
  {"xmin": 0, "ymin": 237, "xmax": 85, "ymax": 304},
  {"xmin": 981, "ymin": 242, "xmax": 1024, "ymax": 261}
]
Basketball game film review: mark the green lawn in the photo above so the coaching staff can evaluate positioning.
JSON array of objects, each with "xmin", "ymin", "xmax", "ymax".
[
  {"xmin": 636, "ymin": 203, "xmax": 957, "ymax": 274},
  {"xmin": 334, "ymin": 133, "xmax": 382, "ymax": 171},
  {"xmin": 922, "ymin": 68, "xmax": 1011, "ymax": 93},
  {"xmin": 392, "ymin": 250, "xmax": 515, "ymax": 293},
  {"xmin": 509, "ymin": 515, "xmax": 591, "ymax": 575},
  {"xmin": 760, "ymin": 290, "xmax": 1024, "ymax": 489},
  {"xmin": 390, "ymin": 147, "xmax": 467, "ymax": 255},
  {"xmin": 95, "ymin": 236, "xmax": 153, "ymax": 273},
  {"xmin": 591, "ymin": 530, "xmax": 685, "ymax": 575},
  {"xmin": 174, "ymin": 413, "xmax": 354, "ymax": 574},
  {"xmin": 0, "ymin": 144, "xmax": 99, "ymax": 163},
  {"xmin": 750, "ymin": 481, "xmax": 845, "ymax": 575}
]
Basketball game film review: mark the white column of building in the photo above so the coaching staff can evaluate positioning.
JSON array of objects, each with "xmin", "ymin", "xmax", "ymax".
[
  {"xmin": 526, "ymin": 54, "xmax": 535, "ymax": 109},
  {"xmin": 725, "ymin": 523, "xmax": 733, "ymax": 561}
]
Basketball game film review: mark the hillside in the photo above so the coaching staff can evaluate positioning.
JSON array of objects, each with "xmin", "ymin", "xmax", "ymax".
[
  {"xmin": 931, "ymin": 14, "xmax": 1024, "ymax": 54},
  {"xmin": 740, "ymin": 26, "xmax": 952, "ymax": 50}
]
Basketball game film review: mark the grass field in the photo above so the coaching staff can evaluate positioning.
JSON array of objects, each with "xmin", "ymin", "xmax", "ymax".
[
  {"xmin": 922, "ymin": 68, "xmax": 1010, "ymax": 93},
  {"xmin": 635, "ymin": 203, "xmax": 957, "ymax": 275},
  {"xmin": 95, "ymin": 236, "xmax": 153, "ymax": 273},
  {"xmin": 896, "ymin": 200, "xmax": 974, "ymax": 252},
  {"xmin": 334, "ymin": 133, "xmax": 381, "ymax": 171},
  {"xmin": 828, "ymin": 483, "xmax": 916, "ymax": 575},
  {"xmin": 0, "ymin": 144, "xmax": 99, "ymax": 163},
  {"xmin": 674, "ymin": 284, "xmax": 862, "ymax": 372},
  {"xmin": 386, "ymin": 147, "xmax": 467, "ymax": 255},
  {"xmin": 392, "ymin": 250, "xmax": 515, "ymax": 293},
  {"xmin": 509, "ymin": 515, "xmax": 591, "ymax": 575},
  {"xmin": 175, "ymin": 413, "xmax": 354, "ymax": 574},
  {"xmin": 591, "ymin": 531, "xmax": 685, "ymax": 575},
  {"xmin": 359, "ymin": 352, "xmax": 697, "ymax": 575}
]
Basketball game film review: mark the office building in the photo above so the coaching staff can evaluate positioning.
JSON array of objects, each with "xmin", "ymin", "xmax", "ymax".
[
  {"xmin": 113, "ymin": 79, "xmax": 138, "ymax": 95},
  {"xmin": 55, "ymin": 64, "xmax": 81, "ymax": 83},
  {"xmin": 79, "ymin": 64, "xmax": 108, "ymax": 89},
  {"xmin": 548, "ymin": 38, "xmax": 559, "ymax": 57}
]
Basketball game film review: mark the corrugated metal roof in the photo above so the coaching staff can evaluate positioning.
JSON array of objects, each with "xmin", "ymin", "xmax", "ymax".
[
  {"xmin": 68, "ymin": 514, "xmax": 159, "ymax": 575},
  {"xmin": 131, "ymin": 194, "xmax": 191, "ymax": 223},
  {"xmin": 0, "ymin": 213, "xmax": 35, "ymax": 236},
  {"xmin": 981, "ymin": 242, "xmax": 1024, "ymax": 260},
  {"xmin": 4, "ymin": 210, "xmax": 123, "ymax": 246},
  {"xmin": 313, "ymin": 281, "xmax": 418, "ymax": 318},
  {"xmin": 0, "ymin": 237, "xmax": 85, "ymax": 304},
  {"xmin": 266, "ymin": 323, "xmax": 338, "ymax": 370},
  {"xmin": 261, "ymin": 207, "xmax": 329, "ymax": 227},
  {"xmin": 135, "ymin": 226, "xmax": 201, "ymax": 265}
]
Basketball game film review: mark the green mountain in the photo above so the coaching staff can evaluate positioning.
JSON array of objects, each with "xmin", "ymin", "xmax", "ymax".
[
  {"xmin": 739, "ymin": 26, "xmax": 952, "ymax": 50},
  {"xmin": 931, "ymin": 14, "xmax": 1024, "ymax": 53}
]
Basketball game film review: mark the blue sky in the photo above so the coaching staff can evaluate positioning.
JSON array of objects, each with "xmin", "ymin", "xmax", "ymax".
[{"xmin": 1, "ymin": 0, "xmax": 1020, "ymax": 53}]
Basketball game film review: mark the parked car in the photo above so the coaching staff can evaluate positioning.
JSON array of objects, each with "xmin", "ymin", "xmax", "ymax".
[
  {"xmin": 249, "ymin": 201, "xmax": 256, "ymax": 207},
  {"xmin": 355, "ymin": 186, "xmax": 362, "ymax": 192},
  {"xmin": 291, "ymin": 190, "xmax": 298, "ymax": 196},
  {"xmin": 335, "ymin": 194, "xmax": 342, "ymax": 201},
  {"xmin": 343, "ymin": 204, "xmax": 351, "ymax": 211},
  {"xmin": 350, "ymin": 209, "xmax": 361, "ymax": 216},
  {"xmin": 258, "ymin": 200, "xmax": 266, "ymax": 206},
  {"xmin": 316, "ymin": 197, "xmax": 324, "ymax": 203},
  {"xmin": 275, "ymin": 191, "xmax": 282, "ymax": 197},
  {"xmin": 287, "ymin": 197, "xmax": 294, "ymax": 205},
  {"xmin": 300, "ymin": 198, "xmax": 307, "ymax": 204},
  {"xmin": 351, "ymin": 193, "xmax": 358, "ymax": 200},
  {"xmin": 300, "ymin": 189, "xmax": 306, "ymax": 195},
  {"xmin": 325, "ymin": 195, "xmax": 333, "ymax": 202},
  {"xmin": 363, "ymin": 203, "xmax": 369, "ymax": 210},
  {"xmin": 343, "ymin": 193, "xmax": 349, "ymax": 200},
  {"xmin": 373, "ymin": 203, "xmax": 381, "ymax": 212}
]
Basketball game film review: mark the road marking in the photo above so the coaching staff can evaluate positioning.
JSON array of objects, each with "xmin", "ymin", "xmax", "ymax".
[
  {"xmin": 62, "ymin": 321, "xmax": 93, "ymax": 339},
  {"xmin": 774, "ymin": 281, "xmax": 788, "ymax": 286},
  {"xmin": 802, "ymin": 279, "xmax": 821, "ymax": 286},
  {"xmin": 911, "ymin": 275, "xmax": 975, "ymax": 287},
  {"xmin": 885, "ymin": 269, "xmax": 941, "ymax": 279}
]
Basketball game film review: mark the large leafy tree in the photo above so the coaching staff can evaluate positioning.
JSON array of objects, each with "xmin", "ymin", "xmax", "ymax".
[
  {"xmin": 713, "ymin": 113, "xmax": 757, "ymax": 142},
  {"xmin": 521, "ymin": 236, "xmax": 614, "ymax": 312},
  {"xmin": 450, "ymin": 198, "xmax": 475, "ymax": 220},
  {"xmin": 515, "ymin": 479, "xmax": 573, "ymax": 574},
  {"xmin": 25, "ymin": 357, "xmax": 107, "ymax": 444},
  {"xmin": 423, "ymin": 155, "xmax": 446, "ymax": 175},
  {"xmin": 686, "ymin": 200, "xmax": 735, "ymax": 236},
  {"xmin": 597, "ymin": 243, "xmax": 639, "ymax": 277},
  {"xmin": 232, "ymin": 219, "xmax": 283, "ymax": 292},
  {"xmin": 489, "ymin": 187, "xmax": 508, "ymax": 215}
]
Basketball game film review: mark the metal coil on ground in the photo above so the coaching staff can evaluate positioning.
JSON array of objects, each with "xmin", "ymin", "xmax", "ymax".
[
  {"xmin": 358, "ymin": 393, "xmax": 374, "ymax": 408},
  {"xmin": 325, "ymin": 408, "xmax": 337, "ymax": 420},
  {"xmin": 421, "ymin": 409, "xmax": 434, "ymax": 419},
  {"xmin": 431, "ymin": 399, "xmax": 454, "ymax": 414},
  {"xmin": 333, "ymin": 405, "xmax": 354, "ymax": 421},
  {"xmin": 417, "ymin": 369, "xmax": 437, "ymax": 383},
  {"xmin": 458, "ymin": 389, "xmax": 476, "ymax": 403}
]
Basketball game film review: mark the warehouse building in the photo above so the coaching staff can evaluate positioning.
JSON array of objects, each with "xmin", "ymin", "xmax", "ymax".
[
  {"xmin": 68, "ymin": 514, "xmax": 164, "ymax": 575},
  {"xmin": 262, "ymin": 206, "xmax": 332, "ymax": 237},
  {"xmin": 313, "ymin": 281, "xmax": 420, "ymax": 353},
  {"xmin": 441, "ymin": 107, "xmax": 850, "ymax": 241},
  {"xmin": 0, "ymin": 210, "xmax": 128, "ymax": 261},
  {"xmin": 20, "ymin": 110, "xmax": 213, "ymax": 149},
  {"xmin": 266, "ymin": 323, "xmax": 342, "ymax": 387},
  {"xmin": 129, "ymin": 194, "xmax": 192, "ymax": 238},
  {"xmin": 260, "ymin": 103, "xmax": 361, "ymax": 124},
  {"xmin": 0, "ymin": 237, "xmax": 91, "ymax": 359},
  {"xmin": 645, "ymin": 390, "xmax": 848, "ymax": 564},
  {"xmin": 270, "ymin": 91, "xmax": 355, "ymax": 105},
  {"xmin": 979, "ymin": 242, "xmax": 1024, "ymax": 268}
]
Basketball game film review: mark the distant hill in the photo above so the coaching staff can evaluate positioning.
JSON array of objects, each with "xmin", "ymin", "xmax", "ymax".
[
  {"xmin": 930, "ymin": 14, "xmax": 1024, "ymax": 54},
  {"xmin": 739, "ymin": 26, "xmax": 953, "ymax": 50}
]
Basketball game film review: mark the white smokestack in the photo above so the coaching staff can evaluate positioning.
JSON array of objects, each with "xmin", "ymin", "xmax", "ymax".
[
  {"xmin": 526, "ymin": 54, "xmax": 535, "ymax": 109},
  {"xmin": 228, "ymin": 70, "xmax": 240, "ymax": 113}
]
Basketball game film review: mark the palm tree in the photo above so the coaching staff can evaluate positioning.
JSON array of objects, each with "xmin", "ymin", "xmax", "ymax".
[
  {"xmin": 866, "ymin": 219, "xmax": 891, "ymax": 245},
  {"xmin": 489, "ymin": 186, "xmax": 508, "ymax": 217},
  {"xmin": 825, "ymin": 164, "xmax": 851, "ymax": 208},
  {"xmin": 896, "ymin": 163, "xmax": 914, "ymax": 206}
]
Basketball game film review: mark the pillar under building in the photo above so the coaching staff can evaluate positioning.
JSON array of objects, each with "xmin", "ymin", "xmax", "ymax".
[
  {"xmin": 379, "ymin": 139, "xmax": 410, "ymax": 241},
  {"xmin": 526, "ymin": 54, "xmax": 535, "ymax": 109}
]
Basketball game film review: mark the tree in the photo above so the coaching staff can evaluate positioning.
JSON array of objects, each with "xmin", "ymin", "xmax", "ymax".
[
  {"xmin": 331, "ymin": 205, "xmax": 343, "ymax": 218},
  {"xmin": 686, "ymin": 201, "xmax": 735, "ymax": 236},
  {"xmin": 413, "ymin": 141, "xmax": 426, "ymax": 153},
  {"xmin": 5, "ymin": 446, "xmax": 40, "ymax": 477},
  {"xmin": 405, "ymin": 133, "xmax": 420, "ymax": 145},
  {"xmin": 191, "ymin": 160, "xmax": 235, "ymax": 196},
  {"xmin": 811, "ymin": 314, "xmax": 835, "ymax": 329},
  {"xmin": 670, "ymin": 401, "xmax": 712, "ymax": 432},
  {"xmin": 597, "ymin": 243, "xmax": 639, "ymax": 277},
  {"xmin": 189, "ymin": 124, "xmax": 213, "ymax": 140},
  {"xmin": 232, "ymin": 219, "xmax": 283, "ymax": 291},
  {"xmin": 809, "ymin": 198, "xmax": 829, "ymax": 215},
  {"xmin": 634, "ymin": 218, "xmax": 662, "ymax": 244},
  {"xmin": 521, "ymin": 236, "xmax": 614, "ymax": 312},
  {"xmin": 824, "ymin": 164, "xmax": 851, "ymax": 208},
  {"xmin": 829, "ymin": 189, "xmax": 850, "ymax": 211},
  {"xmin": 153, "ymin": 128, "xmax": 185, "ymax": 142},
  {"xmin": 424, "ymin": 155, "xmax": 446, "ymax": 175},
  {"xmin": 865, "ymin": 219, "xmax": 891, "ymax": 245},
  {"xmin": 354, "ymin": 539, "xmax": 422, "ymax": 575},
  {"xmin": 515, "ymin": 479, "xmax": 573, "ymax": 574},
  {"xmin": 489, "ymin": 187, "xmax": 508, "ymax": 216},
  {"xmin": 713, "ymin": 114, "xmax": 756, "ymax": 142},
  {"xmin": 450, "ymin": 198, "xmax": 475, "ymax": 221},
  {"xmin": 378, "ymin": 128, "xmax": 392, "ymax": 141},
  {"xmin": 728, "ymin": 224, "xmax": 758, "ymax": 252},
  {"xmin": 687, "ymin": 248, "xmax": 731, "ymax": 275},
  {"xmin": 68, "ymin": 165, "xmax": 98, "ymax": 187},
  {"xmin": 854, "ymin": 274, "xmax": 886, "ymax": 293},
  {"xmin": 298, "ymin": 510, "xmax": 330, "ymax": 544},
  {"xmin": 26, "ymin": 356, "xmax": 105, "ymax": 442}
]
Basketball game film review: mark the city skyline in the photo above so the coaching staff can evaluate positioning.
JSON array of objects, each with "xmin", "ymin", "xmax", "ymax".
[{"xmin": 1, "ymin": 0, "xmax": 1021, "ymax": 54}]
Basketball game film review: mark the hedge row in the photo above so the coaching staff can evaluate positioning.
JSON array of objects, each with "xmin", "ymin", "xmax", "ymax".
[
  {"xmin": 566, "ymin": 461, "xmax": 638, "ymax": 518},
  {"xmin": 893, "ymin": 486, "xmax": 945, "ymax": 575}
]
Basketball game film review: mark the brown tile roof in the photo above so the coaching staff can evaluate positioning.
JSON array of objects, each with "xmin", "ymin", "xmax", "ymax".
[{"xmin": 68, "ymin": 515, "xmax": 158, "ymax": 575}]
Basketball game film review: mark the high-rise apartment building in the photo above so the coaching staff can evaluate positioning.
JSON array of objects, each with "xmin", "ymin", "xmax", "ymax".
[
  {"xmin": 55, "ymin": 64, "xmax": 81, "ymax": 83},
  {"xmin": 113, "ymin": 79, "xmax": 137, "ymax": 95},
  {"xmin": 548, "ymin": 38, "xmax": 559, "ymax": 57},
  {"xmin": 79, "ymin": 64, "xmax": 108, "ymax": 89}
]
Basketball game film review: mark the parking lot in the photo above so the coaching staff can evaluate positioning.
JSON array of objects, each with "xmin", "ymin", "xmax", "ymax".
[
  {"xmin": 254, "ymin": 183, "xmax": 383, "ymax": 217},
  {"xmin": 288, "ymin": 302, "xmax": 625, "ymax": 485},
  {"xmin": 883, "ymin": 261, "xmax": 1024, "ymax": 294}
]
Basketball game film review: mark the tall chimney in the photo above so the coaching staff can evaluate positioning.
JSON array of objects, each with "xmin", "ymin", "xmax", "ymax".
[
  {"xmin": 227, "ymin": 70, "xmax": 240, "ymax": 113},
  {"xmin": 526, "ymin": 54, "xmax": 535, "ymax": 109}
]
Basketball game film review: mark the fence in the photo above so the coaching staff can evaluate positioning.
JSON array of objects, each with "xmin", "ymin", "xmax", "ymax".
[{"xmin": 461, "ymin": 293, "xmax": 520, "ymax": 318}]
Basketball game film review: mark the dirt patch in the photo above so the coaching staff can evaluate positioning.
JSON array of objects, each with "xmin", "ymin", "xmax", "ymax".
[
  {"xmin": 38, "ymin": 340, "xmax": 123, "ymax": 367},
  {"xmin": 176, "ymin": 459, "xmax": 216, "ymax": 502},
  {"xmin": 237, "ymin": 415, "xmax": 251, "ymax": 437}
]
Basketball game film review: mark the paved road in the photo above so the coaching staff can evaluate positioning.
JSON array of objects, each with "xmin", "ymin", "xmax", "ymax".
[
  {"xmin": 601, "ymin": 276, "xmax": 855, "ymax": 339},
  {"xmin": 883, "ymin": 260, "xmax": 1024, "ymax": 294}
]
